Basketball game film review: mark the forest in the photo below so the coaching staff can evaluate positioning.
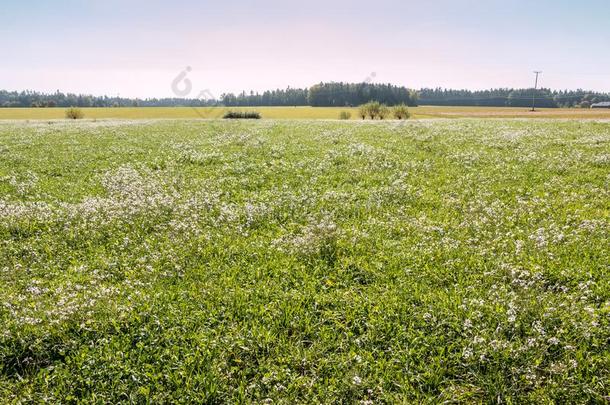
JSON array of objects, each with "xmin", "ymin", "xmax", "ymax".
[{"xmin": 2, "ymin": 84, "xmax": 608, "ymax": 108}]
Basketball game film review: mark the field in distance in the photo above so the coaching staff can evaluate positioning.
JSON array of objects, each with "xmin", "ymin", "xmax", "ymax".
[
  {"xmin": 0, "ymin": 119, "xmax": 608, "ymax": 402},
  {"xmin": 1, "ymin": 105, "xmax": 610, "ymax": 120}
]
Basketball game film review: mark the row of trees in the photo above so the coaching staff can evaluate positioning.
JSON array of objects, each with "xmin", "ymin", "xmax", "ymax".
[
  {"xmin": 221, "ymin": 83, "xmax": 418, "ymax": 107},
  {"xmin": 0, "ymin": 90, "xmax": 217, "ymax": 108},
  {"xmin": 3, "ymin": 86, "xmax": 610, "ymax": 109},
  {"xmin": 418, "ymin": 88, "xmax": 610, "ymax": 108},
  {"xmin": 219, "ymin": 86, "xmax": 610, "ymax": 108},
  {"xmin": 308, "ymin": 82, "xmax": 418, "ymax": 107},
  {"xmin": 1, "ymin": 83, "xmax": 417, "ymax": 109},
  {"xmin": 221, "ymin": 88, "xmax": 308, "ymax": 106}
]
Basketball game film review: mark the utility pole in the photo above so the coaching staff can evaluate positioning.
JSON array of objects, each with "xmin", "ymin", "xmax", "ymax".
[{"xmin": 531, "ymin": 71, "xmax": 542, "ymax": 112}]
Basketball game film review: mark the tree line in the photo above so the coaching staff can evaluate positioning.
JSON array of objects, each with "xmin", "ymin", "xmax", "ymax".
[
  {"xmin": 221, "ymin": 88, "xmax": 308, "ymax": 106},
  {"xmin": 2, "ymin": 85, "xmax": 609, "ymax": 108},
  {"xmin": 221, "ymin": 83, "xmax": 417, "ymax": 107},
  {"xmin": 417, "ymin": 88, "xmax": 610, "ymax": 108},
  {"xmin": 216, "ymin": 85, "xmax": 610, "ymax": 108},
  {"xmin": 307, "ymin": 82, "xmax": 418, "ymax": 107},
  {"xmin": 0, "ymin": 90, "xmax": 216, "ymax": 108}
]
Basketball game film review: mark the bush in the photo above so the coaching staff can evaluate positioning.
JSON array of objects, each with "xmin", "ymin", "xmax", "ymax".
[
  {"xmin": 365, "ymin": 101, "xmax": 381, "ymax": 119},
  {"xmin": 358, "ymin": 105, "xmax": 367, "ymax": 120},
  {"xmin": 65, "ymin": 107, "xmax": 84, "ymax": 119},
  {"xmin": 378, "ymin": 104, "xmax": 390, "ymax": 120},
  {"xmin": 223, "ymin": 111, "xmax": 261, "ymax": 119},
  {"xmin": 393, "ymin": 104, "xmax": 410, "ymax": 119},
  {"xmin": 339, "ymin": 111, "xmax": 351, "ymax": 120},
  {"xmin": 359, "ymin": 101, "xmax": 408, "ymax": 120}
]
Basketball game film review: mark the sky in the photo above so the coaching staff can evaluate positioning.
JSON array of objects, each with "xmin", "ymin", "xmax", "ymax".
[{"xmin": 1, "ymin": 0, "xmax": 609, "ymax": 98}]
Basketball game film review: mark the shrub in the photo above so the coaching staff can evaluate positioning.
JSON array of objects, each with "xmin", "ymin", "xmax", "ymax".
[
  {"xmin": 358, "ymin": 105, "xmax": 367, "ymax": 120},
  {"xmin": 359, "ymin": 102, "xmax": 407, "ymax": 120},
  {"xmin": 65, "ymin": 107, "xmax": 84, "ymax": 119},
  {"xmin": 223, "ymin": 111, "xmax": 261, "ymax": 119},
  {"xmin": 393, "ymin": 104, "xmax": 410, "ymax": 119},
  {"xmin": 378, "ymin": 104, "xmax": 390, "ymax": 120},
  {"xmin": 366, "ymin": 101, "xmax": 381, "ymax": 119},
  {"xmin": 339, "ymin": 111, "xmax": 351, "ymax": 120}
]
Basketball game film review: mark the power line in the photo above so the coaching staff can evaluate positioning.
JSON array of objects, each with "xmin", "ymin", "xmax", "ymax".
[{"xmin": 531, "ymin": 71, "xmax": 542, "ymax": 112}]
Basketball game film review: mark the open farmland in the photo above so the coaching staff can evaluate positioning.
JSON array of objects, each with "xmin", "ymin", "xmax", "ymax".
[
  {"xmin": 2, "ymin": 106, "xmax": 610, "ymax": 120},
  {"xmin": 0, "ymin": 119, "xmax": 608, "ymax": 402}
]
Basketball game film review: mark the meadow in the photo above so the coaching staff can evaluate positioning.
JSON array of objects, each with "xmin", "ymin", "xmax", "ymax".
[
  {"xmin": 0, "ymin": 119, "xmax": 608, "ymax": 402},
  {"xmin": 2, "ymin": 105, "xmax": 610, "ymax": 120}
]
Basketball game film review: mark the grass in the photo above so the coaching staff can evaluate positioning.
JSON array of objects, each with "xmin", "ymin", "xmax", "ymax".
[
  {"xmin": 1, "ymin": 105, "xmax": 610, "ymax": 120},
  {"xmin": 0, "ymin": 119, "xmax": 608, "ymax": 402}
]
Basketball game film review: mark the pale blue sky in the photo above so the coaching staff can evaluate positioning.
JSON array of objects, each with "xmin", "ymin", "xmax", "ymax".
[{"xmin": 1, "ymin": 0, "xmax": 608, "ymax": 97}]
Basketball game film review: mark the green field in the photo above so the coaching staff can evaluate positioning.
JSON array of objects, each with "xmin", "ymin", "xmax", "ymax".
[
  {"xmin": 0, "ymin": 119, "xmax": 608, "ymax": 402},
  {"xmin": 2, "ymin": 105, "xmax": 610, "ymax": 120}
]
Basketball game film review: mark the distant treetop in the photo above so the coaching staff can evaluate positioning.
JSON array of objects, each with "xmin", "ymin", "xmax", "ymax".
[{"xmin": 2, "ymin": 85, "xmax": 608, "ymax": 109}]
